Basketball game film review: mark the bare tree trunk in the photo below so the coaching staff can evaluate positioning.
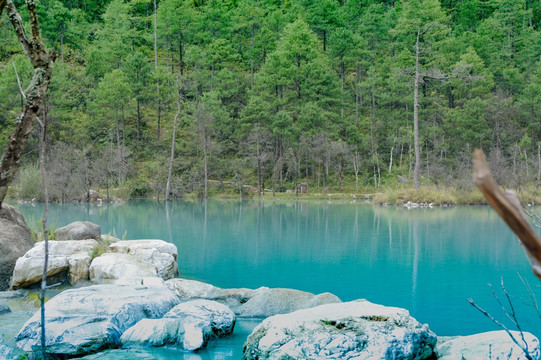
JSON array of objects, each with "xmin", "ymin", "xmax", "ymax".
[
  {"xmin": 0, "ymin": 0, "xmax": 57, "ymax": 207},
  {"xmin": 154, "ymin": 0, "xmax": 161, "ymax": 141},
  {"xmin": 165, "ymin": 81, "xmax": 181, "ymax": 201},
  {"xmin": 38, "ymin": 110, "xmax": 49, "ymax": 359},
  {"xmin": 413, "ymin": 30, "xmax": 421, "ymax": 190}
]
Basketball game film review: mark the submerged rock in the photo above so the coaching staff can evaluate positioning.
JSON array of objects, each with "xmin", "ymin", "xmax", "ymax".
[
  {"xmin": 109, "ymin": 239, "xmax": 178, "ymax": 280},
  {"xmin": 0, "ymin": 302, "xmax": 10, "ymax": 315},
  {"xmin": 15, "ymin": 283, "xmax": 179, "ymax": 357},
  {"xmin": 165, "ymin": 278, "xmax": 341, "ymax": 318},
  {"xmin": 0, "ymin": 204, "xmax": 34, "ymax": 291},
  {"xmin": 437, "ymin": 330, "xmax": 541, "ymax": 360},
  {"xmin": 55, "ymin": 221, "xmax": 101, "ymax": 240},
  {"xmin": 89, "ymin": 253, "xmax": 158, "ymax": 284},
  {"xmin": 121, "ymin": 299, "xmax": 235, "ymax": 351},
  {"xmin": 243, "ymin": 299, "xmax": 436, "ymax": 360},
  {"xmin": 11, "ymin": 239, "xmax": 98, "ymax": 289}
]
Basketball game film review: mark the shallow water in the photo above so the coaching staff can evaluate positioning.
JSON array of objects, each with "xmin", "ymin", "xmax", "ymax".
[{"xmin": 7, "ymin": 200, "xmax": 541, "ymax": 357}]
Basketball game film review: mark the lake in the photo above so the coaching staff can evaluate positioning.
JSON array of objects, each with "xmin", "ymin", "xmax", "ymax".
[{"xmin": 9, "ymin": 200, "xmax": 541, "ymax": 358}]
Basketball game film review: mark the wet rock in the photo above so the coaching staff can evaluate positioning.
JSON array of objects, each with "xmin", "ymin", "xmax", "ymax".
[
  {"xmin": 0, "ymin": 204, "xmax": 34, "ymax": 291},
  {"xmin": 243, "ymin": 299, "xmax": 436, "ymax": 360},
  {"xmin": 55, "ymin": 221, "xmax": 101, "ymax": 240},
  {"xmin": 0, "ymin": 302, "xmax": 10, "ymax": 315},
  {"xmin": 437, "ymin": 330, "xmax": 540, "ymax": 360},
  {"xmin": 121, "ymin": 299, "xmax": 235, "ymax": 351},
  {"xmin": 11, "ymin": 239, "xmax": 98, "ymax": 289},
  {"xmin": 15, "ymin": 283, "xmax": 179, "ymax": 357}
]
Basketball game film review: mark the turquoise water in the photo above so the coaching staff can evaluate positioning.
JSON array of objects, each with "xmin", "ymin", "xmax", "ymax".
[{"xmin": 11, "ymin": 200, "xmax": 541, "ymax": 355}]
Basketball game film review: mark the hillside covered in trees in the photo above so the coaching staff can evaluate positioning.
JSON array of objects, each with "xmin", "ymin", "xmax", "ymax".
[{"xmin": 1, "ymin": 0, "xmax": 540, "ymax": 201}]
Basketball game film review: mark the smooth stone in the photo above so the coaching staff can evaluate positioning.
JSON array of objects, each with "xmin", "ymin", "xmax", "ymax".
[
  {"xmin": 55, "ymin": 221, "xmax": 101, "ymax": 240},
  {"xmin": 89, "ymin": 253, "xmax": 158, "ymax": 284},
  {"xmin": 437, "ymin": 331, "xmax": 541, "ymax": 360},
  {"xmin": 165, "ymin": 278, "xmax": 341, "ymax": 318},
  {"xmin": 109, "ymin": 240, "xmax": 178, "ymax": 280},
  {"xmin": 237, "ymin": 287, "xmax": 341, "ymax": 318},
  {"xmin": 11, "ymin": 239, "xmax": 98, "ymax": 289},
  {"xmin": 0, "ymin": 302, "xmax": 10, "ymax": 314},
  {"xmin": 121, "ymin": 299, "xmax": 235, "ymax": 351},
  {"xmin": 0, "ymin": 204, "xmax": 34, "ymax": 291},
  {"xmin": 15, "ymin": 283, "xmax": 179, "ymax": 356},
  {"xmin": 243, "ymin": 299, "xmax": 437, "ymax": 360}
]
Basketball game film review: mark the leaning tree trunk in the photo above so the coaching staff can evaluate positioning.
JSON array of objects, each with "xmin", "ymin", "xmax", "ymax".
[
  {"xmin": 165, "ymin": 80, "xmax": 181, "ymax": 201},
  {"xmin": 0, "ymin": 0, "xmax": 57, "ymax": 207}
]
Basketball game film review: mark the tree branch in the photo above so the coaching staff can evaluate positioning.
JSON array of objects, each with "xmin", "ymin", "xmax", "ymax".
[
  {"xmin": 5, "ymin": 0, "xmax": 31, "ymax": 58},
  {"xmin": 473, "ymin": 149, "xmax": 541, "ymax": 280},
  {"xmin": 26, "ymin": 0, "xmax": 41, "ymax": 42}
]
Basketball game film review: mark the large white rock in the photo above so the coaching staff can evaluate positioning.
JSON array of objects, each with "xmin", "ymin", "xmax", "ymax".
[
  {"xmin": 109, "ymin": 240, "xmax": 178, "ymax": 280},
  {"xmin": 15, "ymin": 283, "xmax": 179, "ymax": 356},
  {"xmin": 11, "ymin": 239, "xmax": 98, "ymax": 289},
  {"xmin": 165, "ymin": 278, "xmax": 341, "ymax": 317},
  {"xmin": 89, "ymin": 253, "xmax": 158, "ymax": 284},
  {"xmin": 243, "ymin": 299, "xmax": 437, "ymax": 360},
  {"xmin": 437, "ymin": 330, "xmax": 541, "ymax": 360},
  {"xmin": 55, "ymin": 221, "xmax": 101, "ymax": 240},
  {"xmin": 0, "ymin": 204, "xmax": 35, "ymax": 291},
  {"xmin": 121, "ymin": 299, "xmax": 235, "ymax": 351}
]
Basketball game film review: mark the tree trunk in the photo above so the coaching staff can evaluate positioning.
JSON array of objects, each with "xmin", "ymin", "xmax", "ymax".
[
  {"xmin": 38, "ymin": 111, "xmax": 50, "ymax": 360},
  {"xmin": 204, "ymin": 133, "xmax": 208, "ymax": 199},
  {"xmin": 0, "ymin": 1, "xmax": 57, "ymax": 207},
  {"xmin": 165, "ymin": 81, "xmax": 181, "ymax": 201},
  {"xmin": 413, "ymin": 30, "xmax": 421, "ymax": 190}
]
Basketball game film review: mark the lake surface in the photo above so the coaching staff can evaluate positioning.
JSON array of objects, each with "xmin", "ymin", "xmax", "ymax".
[{"xmin": 10, "ymin": 200, "xmax": 541, "ymax": 357}]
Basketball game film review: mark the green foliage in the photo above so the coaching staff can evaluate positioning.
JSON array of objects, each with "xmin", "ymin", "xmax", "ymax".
[{"xmin": 2, "ymin": 0, "xmax": 541, "ymax": 203}]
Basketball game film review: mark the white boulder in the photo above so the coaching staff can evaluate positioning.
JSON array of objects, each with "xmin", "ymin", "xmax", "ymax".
[
  {"xmin": 109, "ymin": 239, "xmax": 178, "ymax": 280},
  {"xmin": 165, "ymin": 278, "xmax": 341, "ymax": 318},
  {"xmin": 243, "ymin": 299, "xmax": 437, "ymax": 360},
  {"xmin": 15, "ymin": 283, "xmax": 179, "ymax": 356},
  {"xmin": 89, "ymin": 253, "xmax": 158, "ymax": 284},
  {"xmin": 11, "ymin": 239, "xmax": 98, "ymax": 289},
  {"xmin": 121, "ymin": 299, "xmax": 235, "ymax": 351},
  {"xmin": 437, "ymin": 330, "xmax": 541, "ymax": 360},
  {"xmin": 55, "ymin": 221, "xmax": 101, "ymax": 240}
]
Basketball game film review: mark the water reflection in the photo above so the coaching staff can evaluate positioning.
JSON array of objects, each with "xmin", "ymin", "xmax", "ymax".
[{"xmin": 15, "ymin": 201, "xmax": 541, "ymax": 337}]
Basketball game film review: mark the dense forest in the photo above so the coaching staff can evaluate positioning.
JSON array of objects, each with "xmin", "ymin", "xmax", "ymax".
[{"xmin": 1, "ymin": 0, "xmax": 540, "ymax": 201}]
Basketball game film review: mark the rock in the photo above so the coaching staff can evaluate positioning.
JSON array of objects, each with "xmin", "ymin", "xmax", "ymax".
[
  {"xmin": 166, "ymin": 278, "xmax": 256, "ymax": 309},
  {"xmin": 15, "ymin": 283, "xmax": 179, "ymax": 356},
  {"xmin": 89, "ymin": 253, "xmax": 158, "ymax": 284},
  {"xmin": 0, "ymin": 204, "xmax": 34, "ymax": 291},
  {"xmin": 11, "ymin": 239, "xmax": 98, "ymax": 289},
  {"xmin": 55, "ymin": 221, "xmax": 101, "ymax": 240},
  {"xmin": 0, "ymin": 302, "xmax": 10, "ymax": 315},
  {"xmin": 397, "ymin": 175, "xmax": 410, "ymax": 184},
  {"xmin": 109, "ymin": 239, "xmax": 178, "ymax": 280},
  {"xmin": 121, "ymin": 299, "xmax": 235, "ymax": 351},
  {"xmin": 237, "ymin": 287, "xmax": 341, "ymax": 318},
  {"xmin": 437, "ymin": 331, "xmax": 541, "ymax": 360},
  {"xmin": 0, "ymin": 335, "xmax": 14, "ymax": 360},
  {"xmin": 165, "ymin": 278, "xmax": 341, "ymax": 318},
  {"xmin": 243, "ymin": 299, "xmax": 436, "ymax": 360}
]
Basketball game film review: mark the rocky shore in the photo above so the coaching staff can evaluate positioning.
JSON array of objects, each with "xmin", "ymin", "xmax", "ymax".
[{"xmin": 0, "ymin": 211, "xmax": 540, "ymax": 359}]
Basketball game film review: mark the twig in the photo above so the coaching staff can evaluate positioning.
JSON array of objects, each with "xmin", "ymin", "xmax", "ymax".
[
  {"xmin": 467, "ymin": 298, "xmax": 534, "ymax": 360},
  {"xmin": 11, "ymin": 60, "xmax": 25, "ymax": 100},
  {"xmin": 518, "ymin": 273, "xmax": 541, "ymax": 322}
]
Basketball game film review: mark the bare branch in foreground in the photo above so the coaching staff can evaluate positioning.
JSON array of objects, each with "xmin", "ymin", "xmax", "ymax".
[
  {"xmin": 473, "ymin": 149, "xmax": 541, "ymax": 280},
  {"xmin": 467, "ymin": 298, "xmax": 534, "ymax": 360}
]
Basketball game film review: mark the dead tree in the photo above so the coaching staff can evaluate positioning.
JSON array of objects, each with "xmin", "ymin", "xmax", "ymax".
[{"xmin": 0, "ymin": 0, "xmax": 57, "ymax": 207}]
